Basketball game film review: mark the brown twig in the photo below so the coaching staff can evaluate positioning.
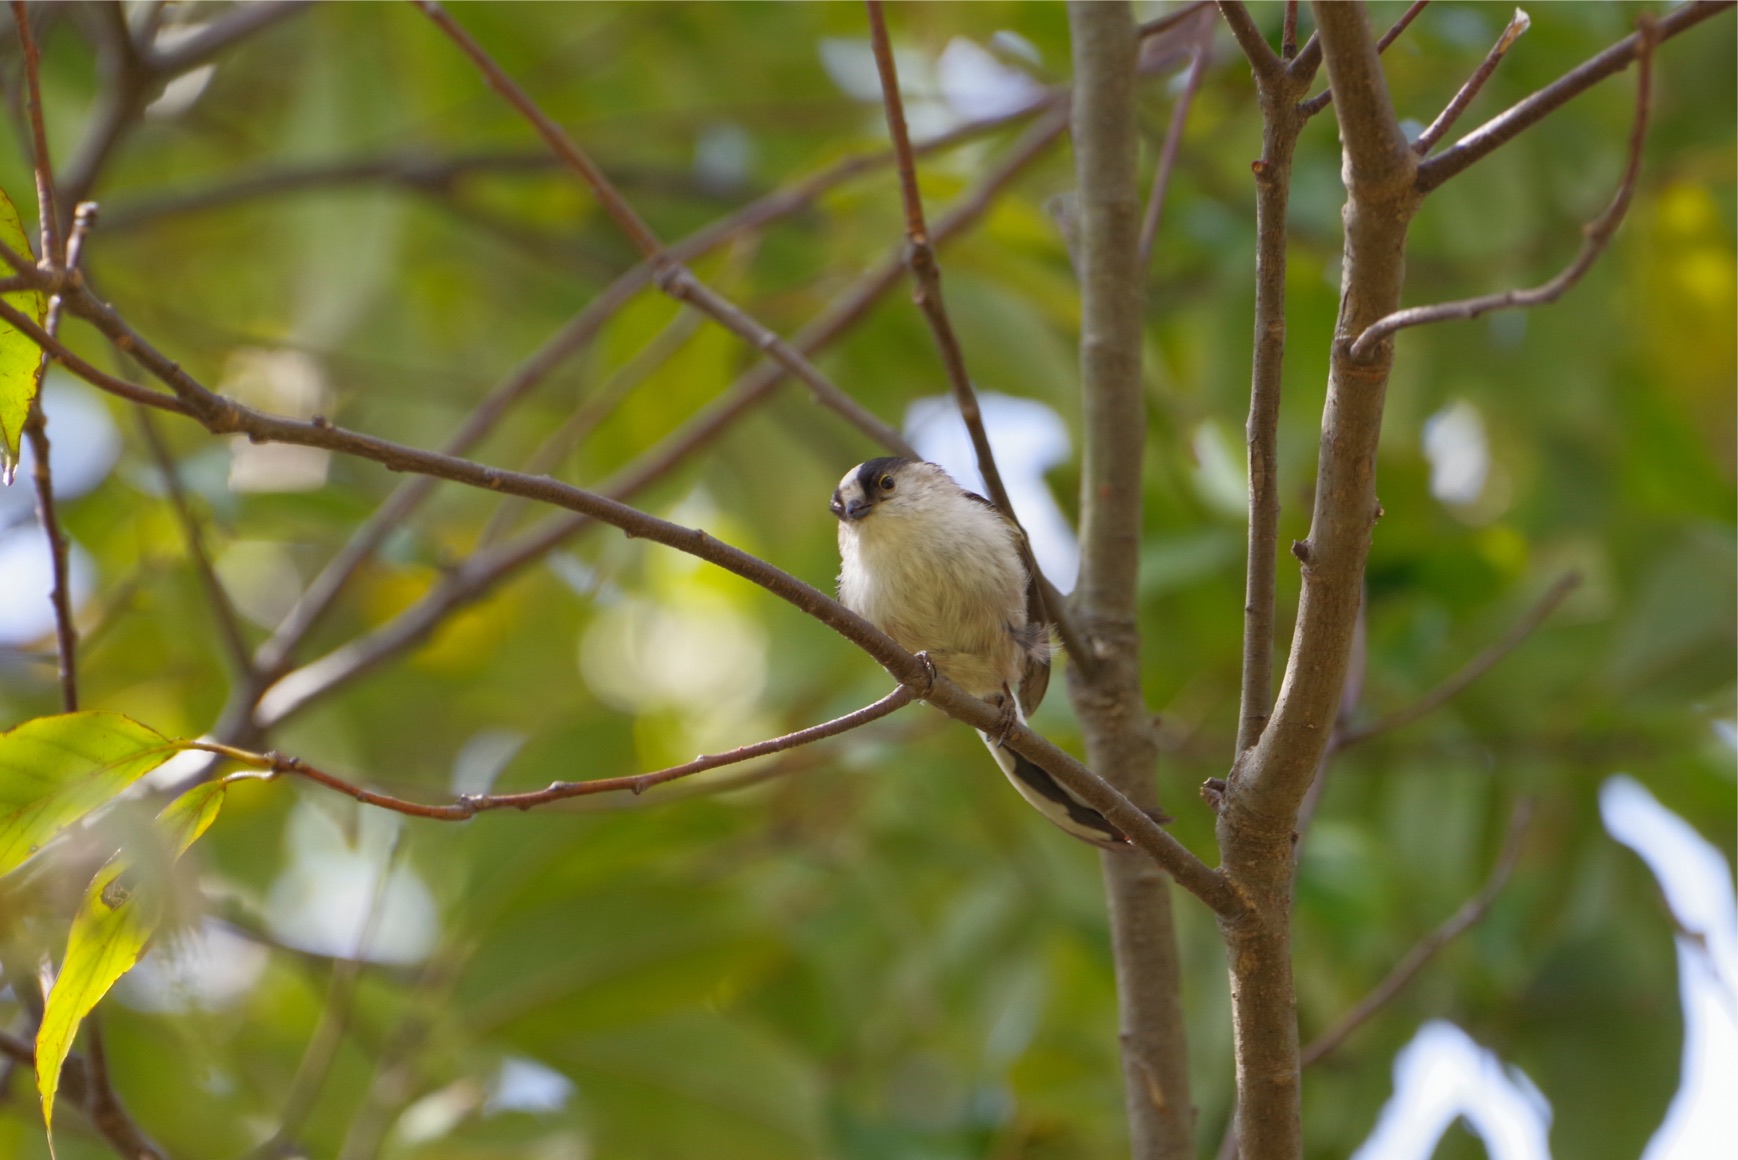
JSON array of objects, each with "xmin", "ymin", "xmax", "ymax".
[
  {"xmin": 1216, "ymin": 0, "xmax": 1285, "ymax": 84},
  {"xmin": 1354, "ymin": 16, "xmax": 1656, "ymax": 360},
  {"xmin": 1298, "ymin": 0, "xmax": 1428, "ymax": 117},
  {"xmin": 1299, "ymin": 798, "xmax": 1534, "ymax": 1067},
  {"xmin": 1337, "ymin": 572, "xmax": 1580, "ymax": 749},
  {"xmin": 251, "ymin": 828, "xmax": 404, "ymax": 1160},
  {"xmin": 1138, "ymin": 11, "xmax": 1214, "ymax": 270},
  {"xmin": 475, "ymin": 304, "xmax": 709, "ymax": 550},
  {"xmin": 412, "ymin": 0, "xmax": 913, "ymax": 458},
  {"xmin": 58, "ymin": 1, "xmax": 312, "ymax": 215},
  {"xmin": 213, "ymin": 688, "xmax": 924, "ymax": 819},
  {"xmin": 1229, "ymin": 17, "xmax": 1313, "ymax": 757},
  {"xmin": 1139, "ymin": 1, "xmax": 1214, "ymax": 42},
  {"xmin": 1281, "ymin": 0, "xmax": 1300, "ymax": 60},
  {"xmin": 861, "ymin": 0, "xmax": 1085, "ymax": 669},
  {"xmin": 864, "ymin": 0, "xmax": 1005, "ymax": 503},
  {"xmin": 137, "ymin": 409, "xmax": 254, "ymax": 678},
  {"xmin": 1411, "ymin": 8, "xmax": 1530, "ymax": 155},
  {"xmin": 11, "ymin": 2, "xmax": 81, "ymax": 714},
  {"xmin": 0, "ymin": 1027, "xmax": 167, "ymax": 1160},
  {"xmin": 1417, "ymin": 1, "xmax": 1728, "ymax": 193}
]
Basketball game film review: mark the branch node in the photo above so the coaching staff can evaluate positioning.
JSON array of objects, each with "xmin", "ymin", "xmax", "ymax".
[{"xmin": 1290, "ymin": 538, "xmax": 1312, "ymax": 564}]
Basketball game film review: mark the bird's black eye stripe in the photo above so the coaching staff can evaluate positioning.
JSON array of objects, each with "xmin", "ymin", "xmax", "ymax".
[{"xmin": 879, "ymin": 475, "xmax": 895, "ymax": 491}]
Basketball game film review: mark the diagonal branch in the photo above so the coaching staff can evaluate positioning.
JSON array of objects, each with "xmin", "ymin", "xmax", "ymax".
[
  {"xmin": 861, "ymin": 0, "xmax": 1087, "ymax": 671},
  {"xmin": 1411, "ymin": 7, "xmax": 1530, "ymax": 156},
  {"xmin": 1297, "ymin": 0, "xmax": 1427, "ymax": 118},
  {"xmin": 1354, "ymin": 17, "xmax": 1656, "ymax": 359},
  {"xmin": 1417, "ymin": 0, "xmax": 1728, "ymax": 193},
  {"xmin": 11, "ymin": 2, "xmax": 83, "ymax": 714},
  {"xmin": 1300, "ymin": 798, "xmax": 1533, "ymax": 1066},
  {"xmin": 1138, "ymin": 10, "xmax": 1213, "ymax": 269},
  {"xmin": 412, "ymin": 0, "xmax": 913, "ymax": 459},
  {"xmin": 137, "ymin": 409, "xmax": 254, "ymax": 678},
  {"xmin": 1336, "ymin": 572, "xmax": 1579, "ymax": 749}
]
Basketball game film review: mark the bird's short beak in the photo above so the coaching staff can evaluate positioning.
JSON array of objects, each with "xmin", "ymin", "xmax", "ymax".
[{"xmin": 843, "ymin": 498, "xmax": 871, "ymax": 520}]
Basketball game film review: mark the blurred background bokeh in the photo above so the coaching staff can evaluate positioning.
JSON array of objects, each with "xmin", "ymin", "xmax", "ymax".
[{"xmin": 0, "ymin": 3, "xmax": 1732, "ymax": 1158}]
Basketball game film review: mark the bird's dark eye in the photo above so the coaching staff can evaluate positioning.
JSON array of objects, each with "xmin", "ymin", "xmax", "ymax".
[{"xmin": 879, "ymin": 475, "xmax": 896, "ymax": 491}]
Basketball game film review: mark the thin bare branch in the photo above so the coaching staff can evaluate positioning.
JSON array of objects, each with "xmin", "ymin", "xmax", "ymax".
[
  {"xmin": 1281, "ymin": 1, "xmax": 1299, "ymax": 60},
  {"xmin": 12, "ymin": 3, "xmax": 81, "ymax": 712},
  {"xmin": 1338, "ymin": 572, "xmax": 1580, "ymax": 749},
  {"xmin": 1298, "ymin": 0, "xmax": 1428, "ymax": 117},
  {"xmin": 1139, "ymin": 1, "xmax": 1213, "ymax": 42},
  {"xmin": 206, "ymin": 686, "xmax": 919, "ymax": 820},
  {"xmin": 145, "ymin": 0, "xmax": 311, "ymax": 74},
  {"xmin": 0, "ymin": 1027, "xmax": 167, "ymax": 1160},
  {"xmin": 251, "ymin": 828, "xmax": 403, "ymax": 1160},
  {"xmin": 864, "ymin": 0, "xmax": 1008, "ymax": 503},
  {"xmin": 862, "ymin": 0, "xmax": 1086, "ymax": 669},
  {"xmin": 1232, "ymin": 28, "xmax": 1312, "ymax": 756},
  {"xmin": 12, "ymin": 0, "xmax": 60, "ymax": 260},
  {"xmin": 1299, "ymin": 799, "xmax": 1534, "ymax": 1066},
  {"xmin": 1216, "ymin": 0, "xmax": 1284, "ymax": 84},
  {"xmin": 413, "ymin": 0, "xmax": 913, "ymax": 458},
  {"xmin": 476, "ymin": 306, "xmax": 708, "ymax": 549},
  {"xmin": 1138, "ymin": 13, "xmax": 1213, "ymax": 269},
  {"xmin": 1354, "ymin": 17, "xmax": 1656, "ymax": 359},
  {"xmin": 1417, "ymin": 0, "xmax": 1728, "ymax": 193},
  {"xmin": 137, "ymin": 410, "xmax": 254, "ymax": 677},
  {"xmin": 1412, "ymin": 7, "xmax": 1531, "ymax": 155}
]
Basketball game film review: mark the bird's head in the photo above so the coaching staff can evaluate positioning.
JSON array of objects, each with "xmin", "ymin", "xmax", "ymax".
[{"xmin": 830, "ymin": 457, "xmax": 951, "ymax": 523}]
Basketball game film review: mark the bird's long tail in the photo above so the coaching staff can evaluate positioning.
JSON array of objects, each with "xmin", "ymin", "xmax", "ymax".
[{"xmin": 978, "ymin": 697, "xmax": 1129, "ymax": 849}]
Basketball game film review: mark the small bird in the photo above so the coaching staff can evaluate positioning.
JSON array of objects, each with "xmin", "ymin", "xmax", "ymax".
[{"xmin": 831, "ymin": 457, "xmax": 1128, "ymax": 848}]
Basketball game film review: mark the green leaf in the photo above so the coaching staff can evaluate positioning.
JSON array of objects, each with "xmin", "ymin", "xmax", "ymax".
[
  {"xmin": 0, "ymin": 185, "xmax": 46, "ymax": 482},
  {"xmin": 0, "ymin": 712, "xmax": 183, "ymax": 880},
  {"xmin": 36, "ymin": 780, "xmax": 228, "ymax": 1150}
]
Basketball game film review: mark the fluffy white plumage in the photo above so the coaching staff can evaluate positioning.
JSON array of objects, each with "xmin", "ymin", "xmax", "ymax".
[{"xmin": 832, "ymin": 458, "xmax": 1126, "ymax": 848}]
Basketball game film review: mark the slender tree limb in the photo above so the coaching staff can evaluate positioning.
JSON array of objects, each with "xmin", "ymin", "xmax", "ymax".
[
  {"xmin": 1354, "ymin": 19, "xmax": 1656, "ymax": 358},
  {"xmin": 12, "ymin": 0, "xmax": 60, "ymax": 259},
  {"xmin": 475, "ymin": 304, "xmax": 709, "ymax": 549},
  {"xmin": 203, "ymin": 687, "xmax": 919, "ymax": 819},
  {"xmin": 1138, "ymin": 12, "xmax": 1213, "ymax": 270},
  {"xmin": 250, "ymin": 829, "xmax": 404, "ymax": 1160},
  {"xmin": 1417, "ymin": 0, "xmax": 1729, "ymax": 194},
  {"xmin": 11, "ymin": 4, "xmax": 81, "ymax": 713},
  {"xmin": 1337, "ymin": 572, "xmax": 1580, "ymax": 749},
  {"xmin": 861, "ymin": 0, "xmax": 1087, "ymax": 672},
  {"xmin": 413, "ymin": 0, "xmax": 913, "ymax": 458},
  {"xmin": 138, "ymin": 409, "xmax": 254, "ymax": 678},
  {"xmin": 0, "ymin": 1028, "xmax": 166, "ymax": 1160},
  {"xmin": 1218, "ymin": 7, "xmax": 1417, "ymax": 1158},
  {"xmin": 1139, "ymin": 2, "xmax": 1214, "ymax": 42},
  {"xmin": 1232, "ymin": 19, "xmax": 1314, "ymax": 756},
  {"xmin": 1068, "ymin": 5, "xmax": 1201, "ymax": 1157},
  {"xmin": 1299, "ymin": 799, "xmax": 1534, "ymax": 1066},
  {"xmin": 1280, "ymin": 1, "xmax": 1300, "ymax": 61},
  {"xmin": 57, "ymin": 0, "xmax": 311, "ymax": 215},
  {"xmin": 1411, "ymin": 7, "xmax": 1531, "ymax": 156},
  {"xmin": 1216, "ymin": 0, "xmax": 1284, "ymax": 84},
  {"xmin": 1298, "ymin": 0, "xmax": 1427, "ymax": 117}
]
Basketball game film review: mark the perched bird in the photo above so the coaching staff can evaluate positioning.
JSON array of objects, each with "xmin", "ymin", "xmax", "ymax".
[{"xmin": 831, "ymin": 457, "xmax": 1128, "ymax": 848}]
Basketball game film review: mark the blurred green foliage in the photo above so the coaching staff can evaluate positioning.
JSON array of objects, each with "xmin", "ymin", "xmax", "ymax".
[{"xmin": 0, "ymin": 3, "xmax": 1731, "ymax": 1158}]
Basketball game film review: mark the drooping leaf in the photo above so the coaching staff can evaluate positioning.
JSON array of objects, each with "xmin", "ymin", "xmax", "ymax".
[
  {"xmin": 36, "ymin": 780, "xmax": 228, "ymax": 1149},
  {"xmin": 0, "ymin": 185, "xmax": 46, "ymax": 482},
  {"xmin": 0, "ymin": 712, "xmax": 182, "ymax": 880}
]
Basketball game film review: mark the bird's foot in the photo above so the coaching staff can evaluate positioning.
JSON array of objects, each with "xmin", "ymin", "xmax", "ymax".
[
  {"xmin": 912, "ymin": 650, "xmax": 938, "ymax": 698},
  {"xmin": 989, "ymin": 688, "xmax": 1018, "ymax": 748}
]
